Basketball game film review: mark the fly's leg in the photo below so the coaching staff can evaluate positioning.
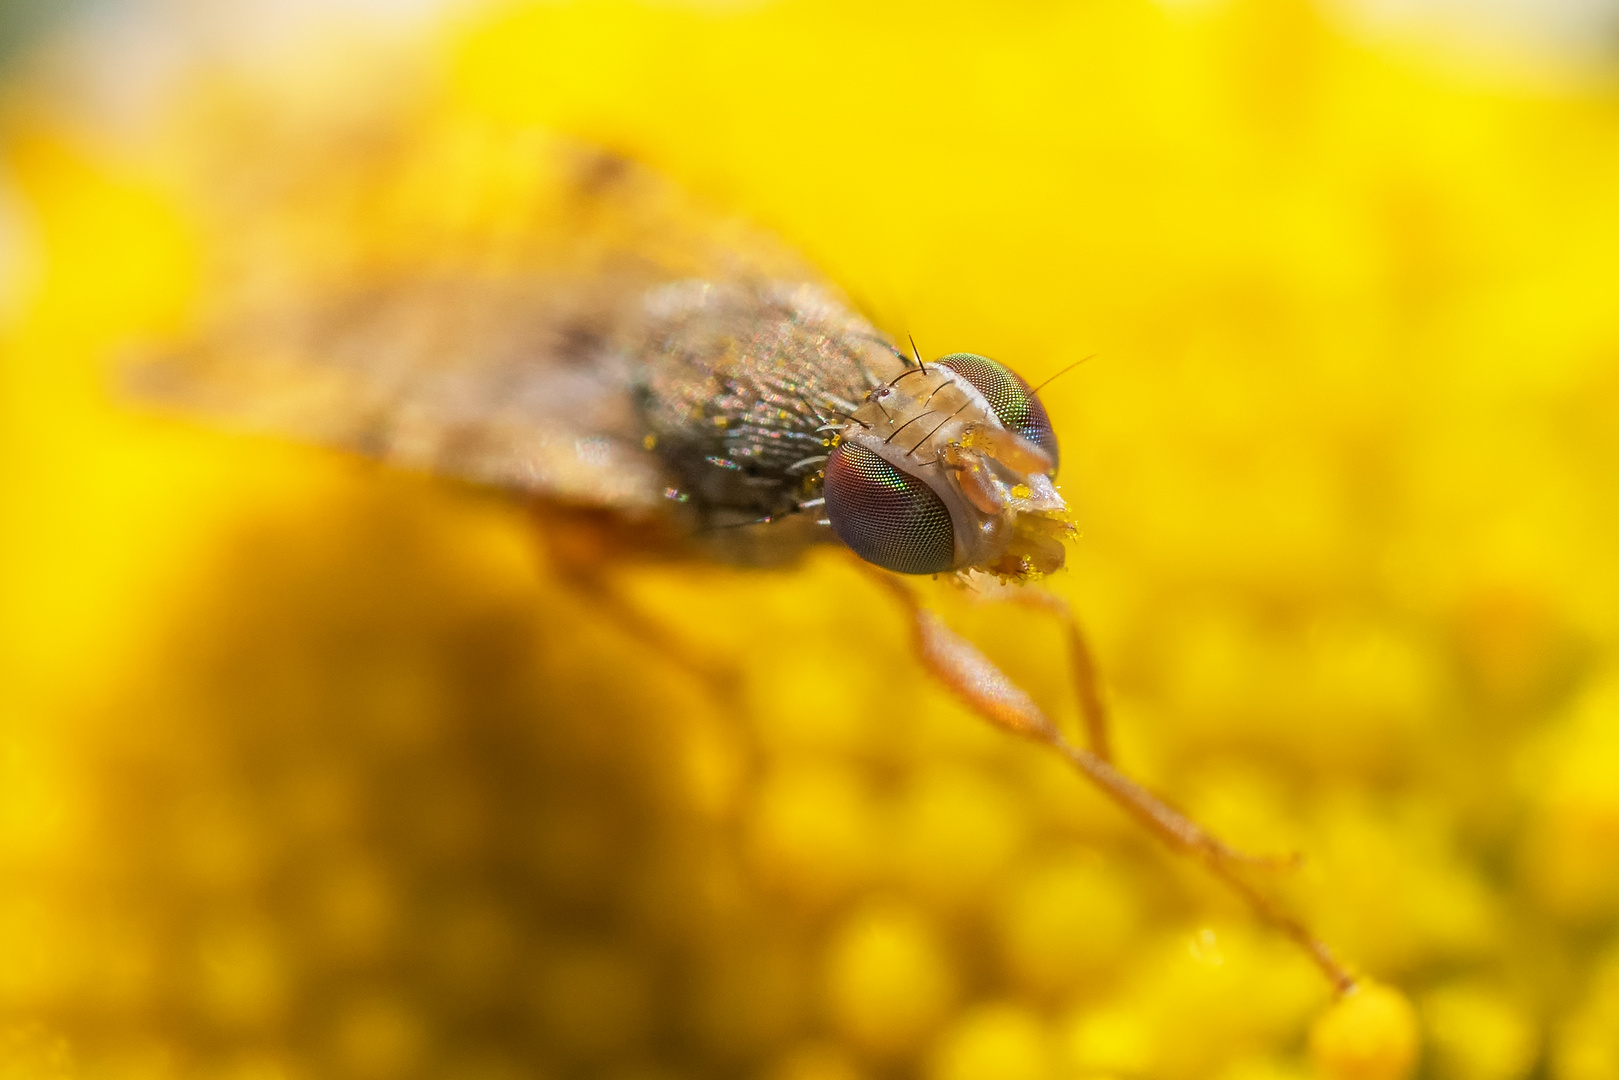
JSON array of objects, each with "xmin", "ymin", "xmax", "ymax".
[
  {"xmin": 975, "ymin": 582, "xmax": 1301, "ymax": 872},
  {"xmin": 865, "ymin": 567, "xmax": 1356, "ymax": 996},
  {"xmin": 993, "ymin": 588, "xmax": 1113, "ymax": 761},
  {"xmin": 532, "ymin": 505, "xmax": 742, "ymax": 706},
  {"xmin": 1052, "ymin": 743, "xmax": 1345, "ymax": 989},
  {"xmin": 555, "ymin": 564, "xmax": 743, "ymax": 705}
]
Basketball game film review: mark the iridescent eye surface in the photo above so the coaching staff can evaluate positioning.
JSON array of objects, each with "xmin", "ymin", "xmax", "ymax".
[
  {"xmin": 823, "ymin": 443, "xmax": 956, "ymax": 574},
  {"xmin": 936, "ymin": 353, "xmax": 1059, "ymax": 470}
]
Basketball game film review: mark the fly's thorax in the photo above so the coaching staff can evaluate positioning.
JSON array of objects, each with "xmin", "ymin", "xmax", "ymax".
[
  {"xmin": 823, "ymin": 357, "xmax": 1072, "ymax": 580},
  {"xmin": 632, "ymin": 280, "xmax": 904, "ymax": 528}
]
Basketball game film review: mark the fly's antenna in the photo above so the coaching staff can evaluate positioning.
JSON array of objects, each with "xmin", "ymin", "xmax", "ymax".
[
  {"xmin": 908, "ymin": 334, "xmax": 928, "ymax": 371},
  {"xmin": 1033, "ymin": 352, "xmax": 1097, "ymax": 393}
]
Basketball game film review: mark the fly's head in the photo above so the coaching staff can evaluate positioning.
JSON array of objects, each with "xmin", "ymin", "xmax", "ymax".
[{"xmin": 821, "ymin": 353, "xmax": 1071, "ymax": 581}]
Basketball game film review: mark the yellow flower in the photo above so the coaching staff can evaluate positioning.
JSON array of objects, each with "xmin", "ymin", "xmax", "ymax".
[{"xmin": 3, "ymin": 0, "xmax": 1618, "ymax": 1077}]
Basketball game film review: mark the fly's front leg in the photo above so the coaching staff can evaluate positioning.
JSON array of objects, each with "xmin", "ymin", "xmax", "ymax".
[
  {"xmin": 970, "ymin": 579, "xmax": 1301, "ymax": 873},
  {"xmin": 969, "ymin": 582, "xmax": 1113, "ymax": 761},
  {"xmin": 860, "ymin": 563, "xmax": 1355, "ymax": 996}
]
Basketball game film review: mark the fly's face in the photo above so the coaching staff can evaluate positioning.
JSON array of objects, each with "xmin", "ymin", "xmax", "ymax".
[{"xmin": 822, "ymin": 353, "xmax": 1071, "ymax": 580}]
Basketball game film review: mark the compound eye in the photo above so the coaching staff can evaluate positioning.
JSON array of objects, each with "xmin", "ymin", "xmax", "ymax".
[
  {"xmin": 824, "ymin": 443, "xmax": 956, "ymax": 575},
  {"xmin": 936, "ymin": 353, "xmax": 1059, "ymax": 471}
]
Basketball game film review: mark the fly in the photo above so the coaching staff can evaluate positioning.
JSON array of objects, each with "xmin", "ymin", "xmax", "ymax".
[{"xmin": 131, "ymin": 105, "xmax": 1356, "ymax": 995}]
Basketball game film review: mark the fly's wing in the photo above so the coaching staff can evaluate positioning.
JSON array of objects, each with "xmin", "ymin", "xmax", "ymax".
[
  {"xmin": 136, "ymin": 271, "xmax": 667, "ymax": 509},
  {"xmin": 130, "ymin": 92, "xmax": 823, "ymax": 511}
]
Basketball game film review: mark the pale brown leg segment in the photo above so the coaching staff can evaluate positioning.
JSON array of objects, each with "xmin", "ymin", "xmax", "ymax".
[
  {"xmin": 866, "ymin": 569, "xmax": 1356, "ymax": 996},
  {"xmin": 984, "ymin": 586, "xmax": 1298, "ymax": 871},
  {"xmin": 553, "ymin": 564, "xmax": 743, "ymax": 705},
  {"xmin": 998, "ymin": 589, "xmax": 1113, "ymax": 761},
  {"xmin": 532, "ymin": 507, "xmax": 743, "ymax": 706}
]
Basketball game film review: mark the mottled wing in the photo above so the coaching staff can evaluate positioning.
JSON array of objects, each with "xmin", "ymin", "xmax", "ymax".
[{"xmin": 130, "ymin": 97, "xmax": 823, "ymax": 511}]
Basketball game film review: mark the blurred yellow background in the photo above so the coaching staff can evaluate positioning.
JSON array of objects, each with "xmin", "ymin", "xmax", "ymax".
[{"xmin": 3, "ymin": 0, "xmax": 1619, "ymax": 1078}]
